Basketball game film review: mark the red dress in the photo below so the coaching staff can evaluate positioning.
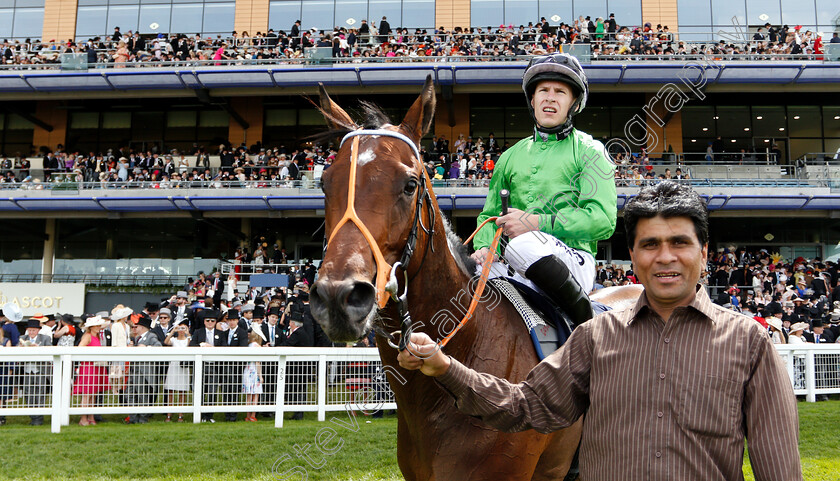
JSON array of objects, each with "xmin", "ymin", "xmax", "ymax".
[{"xmin": 73, "ymin": 336, "xmax": 109, "ymax": 395}]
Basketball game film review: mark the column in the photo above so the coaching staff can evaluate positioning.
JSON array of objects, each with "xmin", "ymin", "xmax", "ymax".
[
  {"xmin": 644, "ymin": 92, "xmax": 683, "ymax": 155},
  {"xmin": 234, "ymin": 0, "xmax": 270, "ymax": 35},
  {"xmin": 641, "ymin": 0, "xmax": 678, "ymax": 32},
  {"xmin": 42, "ymin": 218, "xmax": 56, "ymax": 281},
  {"xmin": 42, "ymin": 0, "xmax": 79, "ymax": 43},
  {"xmin": 32, "ymin": 102, "xmax": 68, "ymax": 153},
  {"xmin": 436, "ymin": 0, "xmax": 470, "ymax": 31},
  {"xmin": 228, "ymin": 97, "xmax": 264, "ymax": 147},
  {"xmin": 434, "ymin": 92, "xmax": 470, "ymax": 149}
]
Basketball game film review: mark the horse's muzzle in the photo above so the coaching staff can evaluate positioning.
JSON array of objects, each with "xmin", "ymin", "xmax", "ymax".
[{"xmin": 309, "ymin": 279, "xmax": 376, "ymax": 341}]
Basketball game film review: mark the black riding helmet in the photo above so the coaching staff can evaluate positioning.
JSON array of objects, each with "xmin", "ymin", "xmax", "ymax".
[{"xmin": 522, "ymin": 53, "xmax": 589, "ymax": 136}]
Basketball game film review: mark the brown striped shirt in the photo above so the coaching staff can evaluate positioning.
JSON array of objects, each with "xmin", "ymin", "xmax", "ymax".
[{"xmin": 437, "ymin": 286, "xmax": 802, "ymax": 481}]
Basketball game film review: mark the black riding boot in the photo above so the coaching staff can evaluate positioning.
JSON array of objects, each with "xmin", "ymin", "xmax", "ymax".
[{"xmin": 524, "ymin": 255, "xmax": 593, "ymax": 328}]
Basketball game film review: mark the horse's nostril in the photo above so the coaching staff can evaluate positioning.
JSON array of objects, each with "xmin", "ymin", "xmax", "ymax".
[{"xmin": 346, "ymin": 282, "xmax": 375, "ymax": 311}]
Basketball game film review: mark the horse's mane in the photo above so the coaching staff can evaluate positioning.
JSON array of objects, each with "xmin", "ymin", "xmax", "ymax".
[{"xmin": 310, "ymin": 101, "xmax": 392, "ymax": 147}]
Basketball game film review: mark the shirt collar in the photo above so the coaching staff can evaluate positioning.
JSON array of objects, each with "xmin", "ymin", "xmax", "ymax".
[{"xmin": 627, "ymin": 285, "xmax": 718, "ymax": 325}]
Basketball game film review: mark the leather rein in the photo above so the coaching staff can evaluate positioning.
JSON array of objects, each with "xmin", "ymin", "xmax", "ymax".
[{"xmin": 328, "ymin": 128, "xmax": 503, "ymax": 351}]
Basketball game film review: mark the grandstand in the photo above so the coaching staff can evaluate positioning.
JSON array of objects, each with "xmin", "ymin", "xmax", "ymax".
[{"xmin": 0, "ymin": 0, "xmax": 839, "ymax": 287}]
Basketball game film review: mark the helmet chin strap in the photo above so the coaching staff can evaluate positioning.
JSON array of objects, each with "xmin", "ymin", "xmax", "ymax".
[{"xmin": 535, "ymin": 116, "xmax": 575, "ymax": 139}]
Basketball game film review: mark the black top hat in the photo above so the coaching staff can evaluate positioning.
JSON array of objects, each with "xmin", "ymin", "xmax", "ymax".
[
  {"xmin": 290, "ymin": 310, "xmax": 304, "ymax": 322},
  {"xmin": 253, "ymin": 306, "xmax": 266, "ymax": 319},
  {"xmin": 136, "ymin": 315, "xmax": 153, "ymax": 330},
  {"xmin": 225, "ymin": 309, "xmax": 239, "ymax": 320},
  {"xmin": 145, "ymin": 302, "xmax": 160, "ymax": 313},
  {"xmin": 267, "ymin": 307, "xmax": 282, "ymax": 317},
  {"xmin": 60, "ymin": 313, "xmax": 76, "ymax": 325},
  {"xmin": 197, "ymin": 310, "xmax": 219, "ymax": 322},
  {"xmin": 26, "ymin": 319, "xmax": 42, "ymax": 329},
  {"xmin": 811, "ymin": 319, "xmax": 824, "ymax": 328}
]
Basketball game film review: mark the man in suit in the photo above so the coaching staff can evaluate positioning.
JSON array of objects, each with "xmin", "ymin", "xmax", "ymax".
[
  {"xmin": 151, "ymin": 308, "xmax": 174, "ymax": 344},
  {"xmin": 378, "ymin": 16, "xmax": 391, "ymax": 43},
  {"xmin": 804, "ymin": 319, "xmax": 836, "ymax": 344},
  {"xmin": 281, "ymin": 313, "xmax": 313, "ymax": 420},
  {"xmin": 170, "ymin": 291, "xmax": 192, "ymax": 326},
  {"xmin": 221, "ymin": 309, "xmax": 248, "ymax": 421},
  {"xmin": 259, "ymin": 306, "xmax": 281, "ymax": 416},
  {"xmin": 189, "ymin": 310, "xmax": 224, "ymax": 422},
  {"xmin": 20, "ymin": 317, "xmax": 53, "ymax": 425},
  {"xmin": 127, "ymin": 316, "xmax": 162, "ymax": 424}
]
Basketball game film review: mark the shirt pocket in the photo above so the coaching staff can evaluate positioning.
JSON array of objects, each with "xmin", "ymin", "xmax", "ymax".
[{"xmin": 677, "ymin": 372, "xmax": 742, "ymax": 438}]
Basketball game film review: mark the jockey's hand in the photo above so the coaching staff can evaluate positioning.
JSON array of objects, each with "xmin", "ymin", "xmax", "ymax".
[
  {"xmin": 496, "ymin": 208, "xmax": 540, "ymax": 238},
  {"xmin": 470, "ymin": 247, "xmax": 499, "ymax": 266},
  {"xmin": 397, "ymin": 332, "xmax": 450, "ymax": 377}
]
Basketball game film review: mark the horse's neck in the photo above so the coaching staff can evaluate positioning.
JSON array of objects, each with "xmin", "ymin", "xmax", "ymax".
[{"xmin": 404, "ymin": 229, "xmax": 481, "ymax": 355}]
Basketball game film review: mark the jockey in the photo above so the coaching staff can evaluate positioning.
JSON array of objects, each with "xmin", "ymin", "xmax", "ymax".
[{"xmin": 471, "ymin": 53, "xmax": 617, "ymax": 327}]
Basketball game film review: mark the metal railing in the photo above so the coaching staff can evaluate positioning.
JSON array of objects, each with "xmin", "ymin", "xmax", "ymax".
[
  {"xmin": 0, "ymin": 345, "xmax": 833, "ymax": 433},
  {"xmin": 0, "ymin": 273, "xmax": 203, "ymax": 286},
  {"xmin": 0, "ymin": 347, "xmax": 396, "ymax": 433}
]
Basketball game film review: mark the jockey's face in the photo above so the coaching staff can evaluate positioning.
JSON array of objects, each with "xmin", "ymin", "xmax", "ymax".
[{"xmin": 531, "ymin": 79, "xmax": 576, "ymax": 129}]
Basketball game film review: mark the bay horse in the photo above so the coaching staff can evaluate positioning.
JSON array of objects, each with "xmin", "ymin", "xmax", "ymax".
[{"xmin": 309, "ymin": 77, "xmax": 639, "ymax": 480}]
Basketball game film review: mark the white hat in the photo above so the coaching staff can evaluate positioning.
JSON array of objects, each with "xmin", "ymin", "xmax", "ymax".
[
  {"xmin": 84, "ymin": 316, "xmax": 107, "ymax": 329},
  {"xmin": 2, "ymin": 302, "xmax": 23, "ymax": 323},
  {"xmin": 111, "ymin": 306, "xmax": 133, "ymax": 321},
  {"xmin": 252, "ymin": 327, "xmax": 266, "ymax": 343},
  {"xmin": 766, "ymin": 317, "xmax": 783, "ymax": 331},
  {"xmin": 789, "ymin": 322, "xmax": 809, "ymax": 333}
]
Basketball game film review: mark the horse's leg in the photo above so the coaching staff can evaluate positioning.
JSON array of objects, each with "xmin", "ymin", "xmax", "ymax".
[{"xmin": 531, "ymin": 417, "xmax": 583, "ymax": 481}]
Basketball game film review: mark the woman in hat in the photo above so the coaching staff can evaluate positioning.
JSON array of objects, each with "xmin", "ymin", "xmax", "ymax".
[
  {"xmin": 74, "ymin": 316, "xmax": 109, "ymax": 426},
  {"xmin": 164, "ymin": 321, "xmax": 191, "ymax": 422},
  {"xmin": 54, "ymin": 314, "xmax": 79, "ymax": 347},
  {"xmin": 109, "ymin": 305, "xmax": 133, "ymax": 400},
  {"xmin": 767, "ymin": 317, "xmax": 788, "ymax": 344},
  {"xmin": 242, "ymin": 330, "xmax": 265, "ymax": 422},
  {"xmin": 788, "ymin": 322, "xmax": 808, "ymax": 344}
]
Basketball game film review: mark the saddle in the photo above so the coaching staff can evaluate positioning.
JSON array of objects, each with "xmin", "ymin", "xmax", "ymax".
[{"xmin": 490, "ymin": 278, "xmax": 610, "ymax": 360}]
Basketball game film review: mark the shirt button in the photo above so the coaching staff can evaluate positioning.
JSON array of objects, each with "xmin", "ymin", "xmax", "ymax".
[
  {"xmin": 540, "ymin": 143, "xmax": 548, "ymax": 150},
  {"xmin": 664, "ymin": 338, "xmax": 670, "ymax": 343},
  {"xmin": 659, "ymin": 373, "xmax": 665, "ymax": 380},
  {"xmin": 531, "ymin": 167, "xmax": 538, "ymax": 174},
  {"xmin": 527, "ymin": 196, "xmax": 534, "ymax": 202},
  {"xmin": 655, "ymin": 451, "xmax": 662, "ymax": 458},
  {"xmin": 657, "ymin": 411, "xmax": 663, "ymax": 418}
]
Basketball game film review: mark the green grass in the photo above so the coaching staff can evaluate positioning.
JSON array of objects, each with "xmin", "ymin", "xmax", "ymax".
[{"xmin": 1, "ymin": 400, "xmax": 837, "ymax": 480}]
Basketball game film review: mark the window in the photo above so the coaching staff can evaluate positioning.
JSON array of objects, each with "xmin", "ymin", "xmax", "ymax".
[
  {"xmin": 607, "ymin": 0, "xmax": 642, "ymax": 27},
  {"xmin": 505, "ymin": 0, "xmax": 538, "ymax": 27},
  {"xmin": 538, "ymin": 2, "xmax": 571, "ymax": 25},
  {"xmin": 751, "ymin": 106, "xmax": 786, "ymax": 137},
  {"xmin": 471, "ymin": 0, "xmax": 504, "ymax": 28},
  {"xmin": 76, "ymin": 6, "xmax": 108, "ymax": 37},
  {"xmin": 269, "ymin": 1, "xmax": 303, "ymax": 32},
  {"xmin": 11, "ymin": 6, "xmax": 43, "ymax": 37},
  {"xmin": 746, "ymin": 0, "xmax": 780, "ymax": 26},
  {"xmin": 815, "ymin": 0, "xmax": 837, "ymax": 28},
  {"xmin": 574, "ymin": 0, "xmax": 606, "ymax": 21},
  {"xmin": 202, "ymin": 2, "xmax": 234, "ymax": 34},
  {"xmin": 138, "ymin": 4, "xmax": 171, "ymax": 34},
  {"xmin": 170, "ymin": 3, "xmax": 203, "ymax": 34},
  {"xmin": 788, "ymin": 106, "xmax": 820, "ymax": 138},
  {"xmin": 780, "ymin": 0, "xmax": 817, "ymax": 27},
  {"xmin": 301, "ymin": 0, "xmax": 336, "ymax": 30},
  {"xmin": 711, "ymin": 0, "xmax": 746, "ymax": 27},
  {"xmin": 335, "ymin": 0, "xmax": 367, "ymax": 29},
  {"xmin": 402, "ymin": 0, "xmax": 433, "ymax": 28},
  {"xmin": 265, "ymin": 109, "xmax": 297, "ymax": 126},
  {"xmin": 368, "ymin": 0, "xmax": 401, "ymax": 27}
]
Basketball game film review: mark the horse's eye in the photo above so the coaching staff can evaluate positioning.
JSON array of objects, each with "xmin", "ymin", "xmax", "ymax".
[{"xmin": 403, "ymin": 179, "xmax": 418, "ymax": 196}]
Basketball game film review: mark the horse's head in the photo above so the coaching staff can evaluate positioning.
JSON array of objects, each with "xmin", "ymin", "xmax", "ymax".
[{"xmin": 310, "ymin": 76, "xmax": 437, "ymax": 342}]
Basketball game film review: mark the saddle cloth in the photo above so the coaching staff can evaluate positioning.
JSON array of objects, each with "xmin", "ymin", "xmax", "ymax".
[{"xmin": 488, "ymin": 278, "xmax": 610, "ymax": 361}]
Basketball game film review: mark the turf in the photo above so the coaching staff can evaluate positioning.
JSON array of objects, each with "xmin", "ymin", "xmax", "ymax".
[{"xmin": 1, "ymin": 400, "xmax": 837, "ymax": 480}]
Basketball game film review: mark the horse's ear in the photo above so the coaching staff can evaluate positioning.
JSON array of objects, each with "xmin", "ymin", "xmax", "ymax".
[
  {"xmin": 318, "ymin": 83, "xmax": 355, "ymax": 130},
  {"xmin": 400, "ymin": 75, "xmax": 436, "ymax": 142}
]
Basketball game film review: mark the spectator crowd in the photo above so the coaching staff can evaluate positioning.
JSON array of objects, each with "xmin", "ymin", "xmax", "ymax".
[
  {"xmin": 0, "ymin": 253, "xmax": 386, "ymax": 426},
  {"xmin": 2, "ymin": 15, "xmax": 836, "ymax": 68}
]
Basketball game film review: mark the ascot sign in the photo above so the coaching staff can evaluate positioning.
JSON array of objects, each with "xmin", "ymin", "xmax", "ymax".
[{"xmin": 0, "ymin": 283, "xmax": 86, "ymax": 316}]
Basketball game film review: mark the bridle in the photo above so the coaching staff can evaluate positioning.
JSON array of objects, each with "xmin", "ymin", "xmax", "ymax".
[
  {"xmin": 327, "ymin": 129, "xmax": 435, "ymax": 311},
  {"xmin": 326, "ymin": 127, "xmax": 503, "ymax": 352}
]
